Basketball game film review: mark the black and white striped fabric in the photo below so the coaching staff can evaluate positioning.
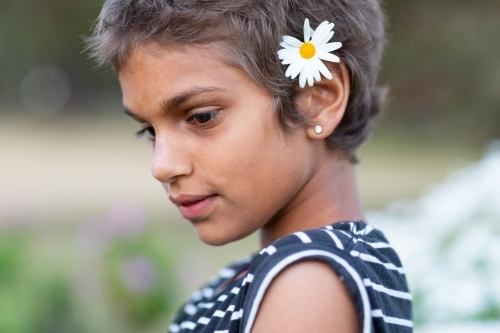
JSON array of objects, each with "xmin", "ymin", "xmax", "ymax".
[{"xmin": 169, "ymin": 221, "xmax": 413, "ymax": 333}]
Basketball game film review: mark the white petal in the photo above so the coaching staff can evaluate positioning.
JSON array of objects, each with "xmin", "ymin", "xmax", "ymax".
[
  {"xmin": 318, "ymin": 42, "xmax": 342, "ymax": 53},
  {"xmin": 310, "ymin": 23, "xmax": 325, "ymax": 38},
  {"xmin": 310, "ymin": 24, "xmax": 327, "ymax": 44},
  {"xmin": 311, "ymin": 22, "xmax": 333, "ymax": 44},
  {"xmin": 315, "ymin": 58, "xmax": 333, "ymax": 80},
  {"xmin": 278, "ymin": 48, "xmax": 299, "ymax": 55},
  {"xmin": 282, "ymin": 35, "xmax": 302, "ymax": 48},
  {"xmin": 286, "ymin": 59, "xmax": 306, "ymax": 79},
  {"xmin": 316, "ymin": 21, "xmax": 330, "ymax": 30},
  {"xmin": 313, "ymin": 21, "xmax": 328, "ymax": 38},
  {"xmin": 304, "ymin": 18, "xmax": 312, "ymax": 42},
  {"xmin": 307, "ymin": 66, "xmax": 315, "ymax": 87},
  {"xmin": 308, "ymin": 59, "xmax": 321, "ymax": 82},
  {"xmin": 281, "ymin": 54, "xmax": 302, "ymax": 65},
  {"xmin": 279, "ymin": 43, "xmax": 300, "ymax": 52},
  {"xmin": 317, "ymin": 51, "xmax": 340, "ymax": 63},
  {"xmin": 279, "ymin": 41, "xmax": 299, "ymax": 51},
  {"xmin": 299, "ymin": 63, "xmax": 308, "ymax": 88},
  {"xmin": 316, "ymin": 31, "xmax": 334, "ymax": 46},
  {"xmin": 278, "ymin": 48, "xmax": 299, "ymax": 60}
]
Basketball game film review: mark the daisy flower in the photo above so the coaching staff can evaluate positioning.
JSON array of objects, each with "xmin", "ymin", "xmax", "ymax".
[{"xmin": 278, "ymin": 18, "xmax": 342, "ymax": 88}]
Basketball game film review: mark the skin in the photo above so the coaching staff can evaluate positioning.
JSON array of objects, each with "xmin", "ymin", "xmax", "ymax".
[
  {"xmin": 118, "ymin": 41, "xmax": 364, "ymax": 333},
  {"xmin": 251, "ymin": 261, "xmax": 360, "ymax": 333}
]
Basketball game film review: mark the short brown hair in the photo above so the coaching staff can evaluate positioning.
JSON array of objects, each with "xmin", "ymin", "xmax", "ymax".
[{"xmin": 87, "ymin": 0, "xmax": 386, "ymax": 162}]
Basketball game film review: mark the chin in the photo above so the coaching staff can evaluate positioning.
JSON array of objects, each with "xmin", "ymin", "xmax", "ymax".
[
  {"xmin": 195, "ymin": 231, "xmax": 233, "ymax": 246},
  {"xmin": 192, "ymin": 222, "xmax": 248, "ymax": 246}
]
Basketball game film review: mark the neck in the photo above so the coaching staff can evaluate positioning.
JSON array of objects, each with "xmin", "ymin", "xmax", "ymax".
[{"xmin": 260, "ymin": 152, "xmax": 365, "ymax": 248}]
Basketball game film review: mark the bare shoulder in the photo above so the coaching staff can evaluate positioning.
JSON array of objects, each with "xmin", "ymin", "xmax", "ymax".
[{"xmin": 250, "ymin": 260, "xmax": 360, "ymax": 333}]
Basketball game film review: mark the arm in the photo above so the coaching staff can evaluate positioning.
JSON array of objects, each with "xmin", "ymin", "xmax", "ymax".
[{"xmin": 250, "ymin": 260, "xmax": 360, "ymax": 333}]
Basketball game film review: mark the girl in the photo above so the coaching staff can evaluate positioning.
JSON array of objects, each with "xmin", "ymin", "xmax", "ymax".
[{"xmin": 88, "ymin": 0, "xmax": 412, "ymax": 332}]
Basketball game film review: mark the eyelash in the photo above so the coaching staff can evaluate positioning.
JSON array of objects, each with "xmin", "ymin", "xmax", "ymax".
[
  {"xmin": 135, "ymin": 126, "xmax": 155, "ymax": 140},
  {"xmin": 187, "ymin": 110, "xmax": 220, "ymax": 125},
  {"xmin": 135, "ymin": 110, "xmax": 220, "ymax": 140}
]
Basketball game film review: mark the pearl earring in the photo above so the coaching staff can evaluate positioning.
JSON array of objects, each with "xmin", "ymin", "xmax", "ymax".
[{"xmin": 314, "ymin": 125, "xmax": 323, "ymax": 134}]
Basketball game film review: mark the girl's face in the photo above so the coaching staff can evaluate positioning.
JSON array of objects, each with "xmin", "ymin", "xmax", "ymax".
[{"xmin": 119, "ymin": 42, "xmax": 319, "ymax": 245}]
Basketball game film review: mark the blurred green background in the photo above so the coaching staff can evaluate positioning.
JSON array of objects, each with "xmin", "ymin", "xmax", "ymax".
[{"xmin": 1, "ymin": 0, "xmax": 499, "ymax": 332}]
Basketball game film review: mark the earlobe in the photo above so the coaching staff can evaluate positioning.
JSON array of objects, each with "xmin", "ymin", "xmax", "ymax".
[{"xmin": 300, "ymin": 62, "xmax": 350, "ymax": 139}]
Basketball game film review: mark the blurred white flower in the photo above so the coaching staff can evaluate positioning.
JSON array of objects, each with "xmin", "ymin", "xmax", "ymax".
[{"xmin": 369, "ymin": 142, "xmax": 500, "ymax": 326}]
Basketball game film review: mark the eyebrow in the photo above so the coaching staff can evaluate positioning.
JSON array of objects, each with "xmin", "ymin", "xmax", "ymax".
[
  {"xmin": 123, "ymin": 86, "xmax": 226, "ymax": 120},
  {"xmin": 123, "ymin": 107, "xmax": 143, "ymax": 121},
  {"xmin": 161, "ymin": 86, "xmax": 226, "ymax": 112}
]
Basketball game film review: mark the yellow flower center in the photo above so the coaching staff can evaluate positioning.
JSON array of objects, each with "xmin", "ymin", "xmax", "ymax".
[{"xmin": 300, "ymin": 42, "xmax": 316, "ymax": 59}]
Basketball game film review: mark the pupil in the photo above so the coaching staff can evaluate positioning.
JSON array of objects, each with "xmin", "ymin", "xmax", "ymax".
[{"xmin": 195, "ymin": 112, "xmax": 213, "ymax": 123}]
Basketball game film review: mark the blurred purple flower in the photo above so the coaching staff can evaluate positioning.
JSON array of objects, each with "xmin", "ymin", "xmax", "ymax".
[
  {"xmin": 103, "ymin": 203, "xmax": 146, "ymax": 240},
  {"xmin": 77, "ymin": 217, "xmax": 110, "ymax": 253},
  {"xmin": 121, "ymin": 256, "xmax": 158, "ymax": 294},
  {"xmin": 77, "ymin": 202, "xmax": 146, "ymax": 252}
]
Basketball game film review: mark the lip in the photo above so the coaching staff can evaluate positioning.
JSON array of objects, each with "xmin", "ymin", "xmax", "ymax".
[{"xmin": 169, "ymin": 194, "xmax": 217, "ymax": 220}]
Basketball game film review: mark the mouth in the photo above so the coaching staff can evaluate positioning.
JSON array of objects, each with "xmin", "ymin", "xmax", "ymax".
[{"xmin": 169, "ymin": 194, "xmax": 218, "ymax": 220}]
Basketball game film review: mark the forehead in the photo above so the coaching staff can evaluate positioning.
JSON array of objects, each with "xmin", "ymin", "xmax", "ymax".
[
  {"xmin": 118, "ymin": 42, "xmax": 248, "ymax": 103},
  {"xmin": 121, "ymin": 42, "xmax": 227, "ymax": 80}
]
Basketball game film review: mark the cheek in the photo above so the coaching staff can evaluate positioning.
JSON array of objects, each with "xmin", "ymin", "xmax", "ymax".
[{"xmin": 207, "ymin": 114, "xmax": 307, "ymax": 221}]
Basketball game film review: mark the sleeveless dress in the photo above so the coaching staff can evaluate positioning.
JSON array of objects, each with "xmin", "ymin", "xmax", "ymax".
[{"xmin": 168, "ymin": 221, "xmax": 413, "ymax": 333}]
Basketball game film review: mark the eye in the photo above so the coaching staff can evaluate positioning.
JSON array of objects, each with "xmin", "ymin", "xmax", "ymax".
[
  {"xmin": 135, "ymin": 126, "xmax": 155, "ymax": 140},
  {"xmin": 187, "ymin": 110, "xmax": 220, "ymax": 125}
]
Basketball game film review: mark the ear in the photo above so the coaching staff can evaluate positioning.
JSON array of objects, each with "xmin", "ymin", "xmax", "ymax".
[{"xmin": 296, "ymin": 62, "xmax": 350, "ymax": 139}]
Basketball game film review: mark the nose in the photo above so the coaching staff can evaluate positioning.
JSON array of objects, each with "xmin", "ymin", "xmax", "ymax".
[{"xmin": 151, "ymin": 136, "xmax": 193, "ymax": 183}]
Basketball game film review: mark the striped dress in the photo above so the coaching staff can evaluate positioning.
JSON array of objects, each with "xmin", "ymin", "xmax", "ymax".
[{"xmin": 169, "ymin": 221, "xmax": 413, "ymax": 333}]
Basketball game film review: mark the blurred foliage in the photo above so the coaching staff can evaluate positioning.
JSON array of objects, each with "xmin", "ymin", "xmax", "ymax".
[
  {"xmin": 0, "ymin": 206, "xmax": 179, "ymax": 333},
  {"xmin": 1, "ymin": 0, "xmax": 499, "ymax": 142},
  {"xmin": 105, "ymin": 236, "xmax": 177, "ymax": 328},
  {"xmin": 380, "ymin": 0, "xmax": 500, "ymax": 140},
  {"xmin": 0, "ymin": 233, "xmax": 84, "ymax": 333}
]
